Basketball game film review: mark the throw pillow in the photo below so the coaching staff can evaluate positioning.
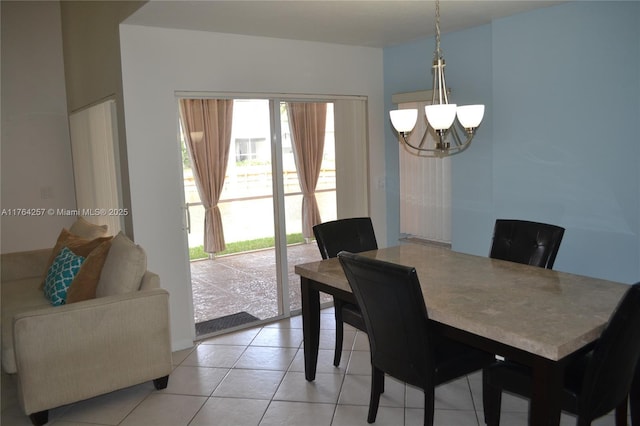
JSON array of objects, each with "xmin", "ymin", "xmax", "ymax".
[
  {"xmin": 69, "ymin": 217, "xmax": 109, "ymax": 239},
  {"xmin": 41, "ymin": 229, "xmax": 113, "ymax": 288},
  {"xmin": 65, "ymin": 239, "xmax": 112, "ymax": 303},
  {"xmin": 96, "ymin": 232, "xmax": 147, "ymax": 297},
  {"xmin": 43, "ymin": 247, "xmax": 86, "ymax": 306}
]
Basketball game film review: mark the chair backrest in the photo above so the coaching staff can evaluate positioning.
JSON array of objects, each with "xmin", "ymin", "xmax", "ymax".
[
  {"xmin": 337, "ymin": 251, "xmax": 434, "ymax": 389},
  {"xmin": 313, "ymin": 217, "xmax": 378, "ymax": 260},
  {"xmin": 489, "ymin": 219, "xmax": 565, "ymax": 269},
  {"xmin": 579, "ymin": 282, "xmax": 640, "ymax": 421}
]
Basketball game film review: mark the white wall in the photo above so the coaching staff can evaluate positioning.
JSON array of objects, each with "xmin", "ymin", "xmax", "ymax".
[
  {"xmin": 119, "ymin": 25, "xmax": 385, "ymax": 350},
  {"xmin": 1, "ymin": 1, "xmax": 77, "ymax": 252}
]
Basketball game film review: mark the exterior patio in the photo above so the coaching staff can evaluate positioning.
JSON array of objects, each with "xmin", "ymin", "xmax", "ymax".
[{"xmin": 190, "ymin": 242, "xmax": 333, "ymax": 336}]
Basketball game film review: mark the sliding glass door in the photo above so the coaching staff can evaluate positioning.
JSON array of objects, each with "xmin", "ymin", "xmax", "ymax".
[{"xmin": 179, "ymin": 94, "xmax": 364, "ymax": 338}]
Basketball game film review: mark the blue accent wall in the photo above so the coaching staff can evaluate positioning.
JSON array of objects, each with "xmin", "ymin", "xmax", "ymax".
[{"xmin": 384, "ymin": 1, "xmax": 640, "ymax": 283}]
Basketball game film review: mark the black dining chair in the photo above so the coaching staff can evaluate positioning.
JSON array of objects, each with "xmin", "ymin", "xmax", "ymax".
[
  {"xmin": 490, "ymin": 219, "xmax": 565, "ymax": 269},
  {"xmin": 483, "ymin": 282, "xmax": 640, "ymax": 426},
  {"xmin": 337, "ymin": 251, "xmax": 495, "ymax": 426},
  {"xmin": 488, "ymin": 219, "xmax": 633, "ymax": 422},
  {"xmin": 312, "ymin": 217, "xmax": 377, "ymax": 367},
  {"xmin": 631, "ymin": 366, "xmax": 640, "ymax": 425}
]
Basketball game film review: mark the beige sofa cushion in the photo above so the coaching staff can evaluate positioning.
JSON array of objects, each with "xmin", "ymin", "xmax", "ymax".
[{"xmin": 96, "ymin": 233, "xmax": 147, "ymax": 297}]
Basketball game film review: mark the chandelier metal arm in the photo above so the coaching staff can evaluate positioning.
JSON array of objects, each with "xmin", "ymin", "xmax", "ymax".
[{"xmin": 398, "ymin": 123, "xmax": 476, "ymax": 156}]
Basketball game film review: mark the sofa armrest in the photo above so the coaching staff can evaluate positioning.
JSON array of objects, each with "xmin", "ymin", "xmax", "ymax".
[{"xmin": 13, "ymin": 289, "xmax": 172, "ymax": 415}]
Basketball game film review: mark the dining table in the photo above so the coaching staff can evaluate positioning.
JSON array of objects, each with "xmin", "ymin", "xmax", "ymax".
[{"xmin": 294, "ymin": 242, "xmax": 629, "ymax": 426}]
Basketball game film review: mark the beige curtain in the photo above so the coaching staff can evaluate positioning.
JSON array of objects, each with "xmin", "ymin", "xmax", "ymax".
[
  {"xmin": 179, "ymin": 99, "xmax": 233, "ymax": 253},
  {"xmin": 287, "ymin": 102, "xmax": 327, "ymax": 238}
]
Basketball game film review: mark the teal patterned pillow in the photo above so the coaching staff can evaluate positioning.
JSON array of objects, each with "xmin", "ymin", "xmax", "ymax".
[{"xmin": 44, "ymin": 246, "xmax": 86, "ymax": 306}]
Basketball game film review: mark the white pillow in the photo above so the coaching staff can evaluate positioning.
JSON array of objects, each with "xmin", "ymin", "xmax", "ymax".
[{"xmin": 96, "ymin": 232, "xmax": 147, "ymax": 297}]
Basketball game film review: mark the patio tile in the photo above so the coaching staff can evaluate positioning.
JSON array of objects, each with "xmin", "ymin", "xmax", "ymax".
[{"xmin": 190, "ymin": 243, "xmax": 321, "ymax": 325}]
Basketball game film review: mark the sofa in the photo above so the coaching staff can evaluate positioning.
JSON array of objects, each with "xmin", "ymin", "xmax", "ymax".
[{"xmin": 1, "ymin": 219, "xmax": 172, "ymax": 426}]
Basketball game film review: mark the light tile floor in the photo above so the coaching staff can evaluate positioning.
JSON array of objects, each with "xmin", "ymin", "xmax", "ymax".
[{"xmin": 1, "ymin": 308, "xmax": 624, "ymax": 426}]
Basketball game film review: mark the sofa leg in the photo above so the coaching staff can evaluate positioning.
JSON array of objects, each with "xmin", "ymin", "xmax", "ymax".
[
  {"xmin": 29, "ymin": 410, "xmax": 48, "ymax": 426},
  {"xmin": 153, "ymin": 375, "xmax": 169, "ymax": 390}
]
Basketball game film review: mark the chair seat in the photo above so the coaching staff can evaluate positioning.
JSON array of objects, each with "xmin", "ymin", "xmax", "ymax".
[
  {"xmin": 484, "ymin": 359, "xmax": 583, "ymax": 414},
  {"xmin": 341, "ymin": 302, "xmax": 366, "ymax": 331},
  {"xmin": 485, "ymin": 351, "xmax": 606, "ymax": 415}
]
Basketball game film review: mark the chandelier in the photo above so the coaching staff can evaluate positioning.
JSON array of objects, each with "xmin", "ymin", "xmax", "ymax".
[{"xmin": 389, "ymin": 0, "xmax": 485, "ymax": 157}]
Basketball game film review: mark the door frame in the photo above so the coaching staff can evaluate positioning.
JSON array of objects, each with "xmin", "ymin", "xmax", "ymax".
[{"xmin": 175, "ymin": 91, "xmax": 370, "ymax": 334}]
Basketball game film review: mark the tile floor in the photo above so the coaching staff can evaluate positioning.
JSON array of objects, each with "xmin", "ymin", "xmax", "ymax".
[{"xmin": 1, "ymin": 308, "xmax": 623, "ymax": 426}]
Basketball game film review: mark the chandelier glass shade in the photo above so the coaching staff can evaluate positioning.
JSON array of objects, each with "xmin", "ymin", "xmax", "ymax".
[{"xmin": 390, "ymin": 0, "xmax": 484, "ymax": 157}]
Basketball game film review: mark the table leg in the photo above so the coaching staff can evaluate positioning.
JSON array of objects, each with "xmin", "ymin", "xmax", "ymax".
[
  {"xmin": 301, "ymin": 277, "xmax": 320, "ymax": 381},
  {"xmin": 530, "ymin": 357, "xmax": 563, "ymax": 426}
]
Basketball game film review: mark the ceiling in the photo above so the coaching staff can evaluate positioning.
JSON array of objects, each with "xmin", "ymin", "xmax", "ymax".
[{"xmin": 124, "ymin": 0, "xmax": 566, "ymax": 48}]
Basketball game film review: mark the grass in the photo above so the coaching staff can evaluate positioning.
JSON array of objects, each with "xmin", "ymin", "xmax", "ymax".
[{"xmin": 189, "ymin": 233, "xmax": 306, "ymax": 260}]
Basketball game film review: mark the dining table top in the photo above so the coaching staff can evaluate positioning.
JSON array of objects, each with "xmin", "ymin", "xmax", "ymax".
[{"xmin": 294, "ymin": 243, "xmax": 629, "ymax": 362}]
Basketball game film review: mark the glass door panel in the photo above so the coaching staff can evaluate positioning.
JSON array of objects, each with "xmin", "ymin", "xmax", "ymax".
[
  {"xmin": 280, "ymin": 102, "xmax": 336, "ymax": 313},
  {"xmin": 216, "ymin": 99, "xmax": 279, "ymax": 320},
  {"xmin": 183, "ymin": 99, "xmax": 280, "ymax": 337}
]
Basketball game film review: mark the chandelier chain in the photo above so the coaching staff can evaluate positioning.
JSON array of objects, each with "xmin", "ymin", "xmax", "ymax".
[{"xmin": 435, "ymin": 0, "xmax": 442, "ymax": 59}]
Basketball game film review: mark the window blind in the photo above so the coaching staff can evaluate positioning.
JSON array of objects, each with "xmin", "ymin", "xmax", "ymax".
[{"xmin": 397, "ymin": 101, "xmax": 451, "ymax": 244}]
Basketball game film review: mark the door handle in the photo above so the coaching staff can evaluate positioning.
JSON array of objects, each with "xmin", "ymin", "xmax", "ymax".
[{"xmin": 184, "ymin": 204, "xmax": 191, "ymax": 233}]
